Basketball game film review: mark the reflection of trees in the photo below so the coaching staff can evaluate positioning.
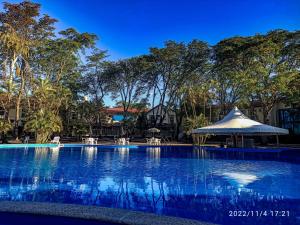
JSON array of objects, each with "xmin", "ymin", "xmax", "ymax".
[{"xmin": 0, "ymin": 147, "xmax": 61, "ymax": 201}]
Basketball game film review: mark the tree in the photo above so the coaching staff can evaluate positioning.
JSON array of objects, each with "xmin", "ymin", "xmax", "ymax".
[
  {"xmin": 24, "ymin": 109, "xmax": 62, "ymax": 143},
  {"xmin": 212, "ymin": 37, "xmax": 254, "ymax": 116},
  {"xmin": 29, "ymin": 28, "xmax": 97, "ymax": 141},
  {"xmin": 146, "ymin": 40, "xmax": 211, "ymax": 138},
  {"xmin": 24, "ymin": 78, "xmax": 64, "ymax": 143},
  {"xmin": 0, "ymin": 1, "xmax": 56, "ymax": 139},
  {"xmin": 82, "ymin": 49, "xmax": 108, "ymax": 103},
  {"xmin": 282, "ymin": 31, "xmax": 300, "ymax": 106},
  {"xmin": 0, "ymin": 119, "xmax": 12, "ymax": 143},
  {"xmin": 246, "ymin": 30, "xmax": 298, "ymax": 123},
  {"xmin": 104, "ymin": 56, "xmax": 148, "ymax": 121}
]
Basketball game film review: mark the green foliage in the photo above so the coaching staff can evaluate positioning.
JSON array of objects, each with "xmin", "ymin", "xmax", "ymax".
[
  {"xmin": 0, "ymin": 1, "xmax": 299, "ymax": 143},
  {"xmin": 213, "ymin": 36, "xmax": 254, "ymax": 112},
  {"xmin": 183, "ymin": 114, "xmax": 208, "ymax": 135},
  {"xmin": 0, "ymin": 119, "xmax": 12, "ymax": 134},
  {"xmin": 103, "ymin": 56, "xmax": 149, "ymax": 120},
  {"xmin": 212, "ymin": 30, "xmax": 299, "ymax": 122},
  {"xmin": 25, "ymin": 78, "xmax": 71, "ymax": 141},
  {"xmin": 146, "ymin": 40, "xmax": 211, "ymax": 128},
  {"xmin": 81, "ymin": 48, "xmax": 108, "ymax": 103},
  {"xmin": 24, "ymin": 109, "xmax": 62, "ymax": 143}
]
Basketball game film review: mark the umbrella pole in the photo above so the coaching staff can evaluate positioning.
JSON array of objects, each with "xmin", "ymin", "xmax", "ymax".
[
  {"xmin": 276, "ymin": 135, "xmax": 279, "ymax": 146},
  {"xmin": 234, "ymin": 135, "xmax": 237, "ymax": 148},
  {"xmin": 242, "ymin": 135, "xmax": 244, "ymax": 148}
]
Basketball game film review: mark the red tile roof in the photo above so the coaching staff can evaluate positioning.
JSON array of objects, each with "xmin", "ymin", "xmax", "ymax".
[{"xmin": 102, "ymin": 107, "xmax": 147, "ymax": 115}]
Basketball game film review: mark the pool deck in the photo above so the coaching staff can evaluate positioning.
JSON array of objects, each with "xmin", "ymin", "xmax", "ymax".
[{"xmin": 0, "ymin": 201, "xmax": 217, "ymax": 225}]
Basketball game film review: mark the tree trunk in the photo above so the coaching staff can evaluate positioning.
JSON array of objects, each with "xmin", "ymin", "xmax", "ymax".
[
  {"xmin": 14, "ymin": 72, "xmax": 26, "ymax": 141},
  {"xmin": 262, "ymin": 106, "xmax": 269, "ymax": 124},
  {"xmin": 175, "ymin": 113, "xmax": 183, "ymax": 140}
]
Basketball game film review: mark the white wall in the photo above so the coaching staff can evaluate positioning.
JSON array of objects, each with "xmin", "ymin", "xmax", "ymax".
[{"xmin": 146, "ymin": 105, "xmax": 176, "ymax": 125}]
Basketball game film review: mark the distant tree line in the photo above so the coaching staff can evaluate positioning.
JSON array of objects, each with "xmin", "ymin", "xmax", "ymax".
[{"xmin": 0, "ymin": 1, "xmax": 299, "ymax": 142}]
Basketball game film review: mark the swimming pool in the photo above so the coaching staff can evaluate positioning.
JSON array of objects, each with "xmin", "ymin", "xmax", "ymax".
[{"xmin": 0, "ymin": 145, "xmax": 299, "ymax": 225}]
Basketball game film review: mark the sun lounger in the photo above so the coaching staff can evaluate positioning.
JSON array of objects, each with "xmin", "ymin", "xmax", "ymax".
[{"xmin": 51, "ymin": 136, "xmax": 60, "ymax": 144}]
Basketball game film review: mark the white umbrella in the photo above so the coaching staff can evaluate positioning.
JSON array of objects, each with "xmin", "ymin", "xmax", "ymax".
[
  {"xmin": 147, "ymin": 127, "xmax": 160, "ymax": 137},
  {"xmin": 192, "ymin": 106, "xmax": 288, "ymax": 147},
  {"xmin": 192, "ymin": 106, "xmax": 289, "ymax": 136}
]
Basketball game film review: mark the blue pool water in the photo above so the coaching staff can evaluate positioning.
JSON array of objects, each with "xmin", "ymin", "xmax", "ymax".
[{"xmin": 0, "ymin": 145, "xmax": 299, "ymax": 225}]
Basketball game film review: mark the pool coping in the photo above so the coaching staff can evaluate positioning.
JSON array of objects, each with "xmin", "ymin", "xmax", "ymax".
[
  {"xmin": 0, "ymin": 143, "xmax": 297, "ymax": 152},
  {"xmin": 0, "ymin": 201, "xmax": 217, "ymax": 225}
]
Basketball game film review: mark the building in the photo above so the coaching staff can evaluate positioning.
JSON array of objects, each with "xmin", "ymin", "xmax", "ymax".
[
  {"xmin": 144, "ymin": 104, "xmax": 177, "ymax": 139},
  {"xmin": 102, "ymin": 107, "xmax": 144, "ymax": 123},
  {"xmin": 145, "ymin": 104, "xmax": 176, "ymax": 126}
]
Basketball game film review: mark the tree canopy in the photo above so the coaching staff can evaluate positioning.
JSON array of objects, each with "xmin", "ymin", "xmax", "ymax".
[{"xmin": 0, "ymin": 1, "xmax": 299, "ymax": 142}]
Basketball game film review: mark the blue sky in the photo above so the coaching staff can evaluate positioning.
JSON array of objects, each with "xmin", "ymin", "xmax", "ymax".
[{"xmin": 4, "ymin": 0, "xmax": 299, "ymax": 60}]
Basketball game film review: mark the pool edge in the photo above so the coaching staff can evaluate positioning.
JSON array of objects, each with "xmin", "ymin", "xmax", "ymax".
[{"xmin": 0, "ymin": 201, "xmax": 217, "ymax": 225}]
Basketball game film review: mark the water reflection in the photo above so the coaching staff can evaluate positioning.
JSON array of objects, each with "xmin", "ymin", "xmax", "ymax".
[
  {"xmin": 81, "ymin": 146, "xmax": 97, "ymax": 165},
  {"xmin": 222, "ymin": 172, "xmax": 258, "ymax": 187},
  {"xmin": 50, "ymin": 146, "xmax": 60, "ymax": 166},
  {"xmin": 193, "ymin": 147, "xmax": 211, "ymax": 159},
  {"xmin": 146, "ymin": 147, "xmax": 161, "ymax": 163},
  {"xmin": 0, "ymin": 146, "xmax": 299, "ymax": 225},
  {"xmin": 114, "ymin": 147, "xmax": 129, "ymax": 161}
]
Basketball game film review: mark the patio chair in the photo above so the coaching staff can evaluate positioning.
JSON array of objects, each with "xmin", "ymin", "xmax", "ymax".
[
  {"xmin": 155, "ymin": 138, "xmax": 161, "ymax": 145},
  {"xmin": 23, "ymin": 136, "xmax": 29, "ymax": 144},
  {"xmin": 125, "ymin": 138, "xmax": 130, "ymax": 145},
  {"xmin": 118, "ymin": 138, "xmax": 126, "ymax": 145},
  {"xmin": 86, "ymin": 137, "xmax": 95, "ymax": 145},
  {"xmin": 146, "ymin": 138, "xmax": 151, "ymax": 144},
  {"xmin": 51, "ymin": 136, "xmax": 60, "ymax": 144},
  {"xmin": 146, "ymin": 138, "xmax": 153, "ymax": 145}
]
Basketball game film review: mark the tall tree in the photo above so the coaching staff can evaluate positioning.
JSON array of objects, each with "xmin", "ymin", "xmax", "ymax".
[
  {"xmin": 0, "ymin": 1, "xmax": 56, "ymax": 139},
  {"xmin": 147, "ymin": 40, "xmax": 211, "ymax": 131},
  {"xmin": 29, "ymin": 28, "xmax": 97, "ymax": 141},
  {"xmin": 104, "ymin": 56, "xmax": 148, "ymax": 121},
  {"xmin": 212, "ymin": 37, "xmax": 254, "ymax": 116},
  {"xmin": 246, "ymin": 30, "xmax": 298, "ymax": 123},
  {"xmin": 283, "ymin": 30, "xmax": 300, "ymax": 106},
  {"xmin": 24, "ymin": 78, "xmax": 63, "ymax": 143},
  {"xmin": 82, "ymin": 49, "xmax": 108, "ymax": 103}
]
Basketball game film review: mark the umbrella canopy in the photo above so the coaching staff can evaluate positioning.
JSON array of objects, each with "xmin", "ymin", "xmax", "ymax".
[
  {"xmin": 147, "ymin": 127, "xmax": 160, "ymax": 133},
  {"xmin": 192, "ymin": 106, "xmax": 289, "ymax": 136}
]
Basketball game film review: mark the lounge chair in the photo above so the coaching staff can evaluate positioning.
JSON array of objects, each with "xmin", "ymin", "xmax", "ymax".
[{"xmin": 51, "ymin": 136, "xmax": 60, "ymax": 144}]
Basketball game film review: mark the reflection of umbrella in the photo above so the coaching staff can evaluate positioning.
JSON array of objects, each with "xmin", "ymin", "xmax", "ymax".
[{"xmin": 147, "ymin": 127, "xmax": 160, "ymax": 137}]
